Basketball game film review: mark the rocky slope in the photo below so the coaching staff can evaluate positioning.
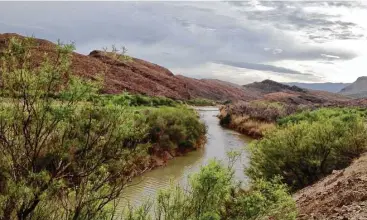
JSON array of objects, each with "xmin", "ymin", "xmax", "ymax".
[
  {"xmin": 295, "ymin": 153, "xmax": 367, "ymax": 220},
  {"xmin": 285, "ymin": 82, "xmax": 350, "ymax": 93},
  {"xmin": 243, "ymin": 79, "xmax": 350, "ymax": 105},
  {"xmin": 339, "ymin": 76, "xmax": 367, "ymax": 98},
  {"xmin": 176, "ymin": 75, "xmax": 256, "ymax": 101},
  {"xmin": 0, "ymin": 33, "xmax": 251, "ymax": 101}
]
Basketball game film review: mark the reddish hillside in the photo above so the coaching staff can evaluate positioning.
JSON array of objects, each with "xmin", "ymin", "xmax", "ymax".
[
  {"xmin": 176, "ymin": 75, "xmax": 256, "ymax": 101},
  {"xmin": 242, "ymin": 79, "xmax": 351, "ymax": 105},
  {"xmin": 0, "ymin": 33, "xmax": 254, "ymax": 101}
]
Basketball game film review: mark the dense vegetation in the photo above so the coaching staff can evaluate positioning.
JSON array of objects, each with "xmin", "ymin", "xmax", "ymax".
[
  {"xmin": 96, "ymin": 93, "xmax": 179, "ymax": 107},
  {"xmin": 218, "ymin": 100, "xmax": 298, "ymax": 138},
  {"xmin": 0, "ymin": 36, "xmax": 297, "ymax": 220},
  {"xmin": 247, "ymin": 108, "xmax": 367, "ymax": 190},
  {"xmin": 0, "ymin": 37, "xmax": 206, "ymax": 220},
  {"xmin": 186, "ymin": 98, "xmax": 216, "ymax": 106}
]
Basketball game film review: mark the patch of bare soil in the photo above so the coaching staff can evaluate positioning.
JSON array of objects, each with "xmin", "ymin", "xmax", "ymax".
[{"xmin": 294, "ymin": 153, "xmax": 367, "ymax": 220}]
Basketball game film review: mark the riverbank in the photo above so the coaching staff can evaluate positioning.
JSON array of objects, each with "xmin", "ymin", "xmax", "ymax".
[
  {"xmin": 295, "ymin": 153, "xmax": 367, "ymax": 220},
  {"xmin": 218, "ymin": 105, "xmax": 276, "ymax": 138},
  {"xmin": 129, "ymin": 133, "xmax": 207, "ymax": 178}
]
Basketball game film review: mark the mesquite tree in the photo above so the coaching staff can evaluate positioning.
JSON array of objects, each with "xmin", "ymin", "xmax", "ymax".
[{"xmin": 0, "ymin": 37, "xmax": 148, "ymax": 220}]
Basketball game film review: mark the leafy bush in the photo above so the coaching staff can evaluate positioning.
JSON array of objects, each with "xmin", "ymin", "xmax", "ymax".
[
  {"xmin": 123, "ymin": 160, "xmax": 297, "ymax": 220},
  {"xmin": 95, "ymin": 93, "xmax": 179, "ymax": 107},
  {"xmin": 247, "ymin": 109, "xmax": 367, "ymax": 190},
  {"xmin": 277, "ymin": 107, "xmax": 367, "ymax": 126},
  {"xmin": 145, "ymin": 107, "xmax": 206, "ymax": 151},
  {"xmin": 186, "ymin": 98, "xmax": 216, "ymax": 106},
  {"xmin": 223, "ymin": 177, "xmax": 297, "ymax": 220},
  {"xmin": 0, "ymin": 36, "xmax": 205, "ymax": 220},
  {"xmin": 0, "ymin": 37, "xmax": 153, "ymax": 219}
]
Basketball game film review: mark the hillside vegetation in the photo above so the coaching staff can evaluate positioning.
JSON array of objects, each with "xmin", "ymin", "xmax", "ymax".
[
  {"xmin": 0, "ymin": 36, "xmax": 207, "ymax": 219},
  {"xmin": 247, "ymin": 108, "xmax": 367, "ymax": 190},
  {"xmin": 0, "ymin": 33, "xmax": 250, "ymax": 102},
  {"xmin": 0, "ymin": 35, "xmax": 301, "ymax": 220}
]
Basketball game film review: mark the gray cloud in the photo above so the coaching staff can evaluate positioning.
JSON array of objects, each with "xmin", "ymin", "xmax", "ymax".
[
  {"xmin": 0, "ymin": 1, "xmax": 365, "ymax": 84},
  {"xmin": 216, "ymin": 60, "xmax": 311, "ymax": 76}
]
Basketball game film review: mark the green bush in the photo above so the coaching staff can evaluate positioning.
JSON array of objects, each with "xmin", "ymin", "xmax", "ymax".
[
  {"xmin": 0, "ymin": 37, "xmax": 151, "ymax": 219},
  {"xmin": 145, "ymin": 107, "xmax": 206, "ymax": 151},
  {"xmin": 96, "ymin": 93, "xmax": 178, "ymax": 107},
  {"xmin": 186, "ymin": 98, "xmax": 216, "ymax": 106},
  {"xmin": 247, "ymin": 109, "xmax": 367, "ymax": 190},
  {"xmin": 123, "ymin": 160, "xmax": 297, "ymax": 220},
  {"xmin": 277, "ymin": 107, "xmax": 367, "ymax": 126},
  {"xmin": 222, "ymin": 177, "xmax": 297, "ymax": 220}
]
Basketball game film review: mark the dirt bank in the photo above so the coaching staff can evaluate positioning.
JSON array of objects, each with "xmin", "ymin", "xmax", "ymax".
[{"xmin": 295, "ymin": 153, "xmax": 367, "ymax": 220}]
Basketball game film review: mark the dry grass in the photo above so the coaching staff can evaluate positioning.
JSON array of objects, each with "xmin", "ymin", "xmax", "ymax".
[{"xmin": 230, "ymin": 115, "xmax": 275, "ymax": 138}]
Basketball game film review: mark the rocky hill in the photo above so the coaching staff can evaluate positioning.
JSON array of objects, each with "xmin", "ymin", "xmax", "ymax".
[
  {"xmin": 0, "ymin": 33, "xmax": 249, "ymax": 101},
  {"xmin": 285, "ymin": 82, "xmax": 350, "ymax": 93},
  {"xmin": 339, "ymin": 76, "xmax": 367, "ymax": 98},
  {"xmin": 242, "ymin": 80, "xmax": 350, "ymax": 105},
  {"xmin": 176, "ymin": 75, "xmax": 255, "ymax": 101},
  {"xmin": 0, "ymin": 33, "xmax": 357, "ymax": 104}
]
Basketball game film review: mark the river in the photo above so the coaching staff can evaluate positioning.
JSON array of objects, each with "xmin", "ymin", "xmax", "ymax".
[{"xmin": 118, "ymin": 107, "xmax": 253, "ymax": 208}]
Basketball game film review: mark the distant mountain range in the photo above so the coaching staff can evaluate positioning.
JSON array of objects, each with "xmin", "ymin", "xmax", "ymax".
[{"xmin": 284, "ymin": 82, "xmax": 350, "ymax": 93}]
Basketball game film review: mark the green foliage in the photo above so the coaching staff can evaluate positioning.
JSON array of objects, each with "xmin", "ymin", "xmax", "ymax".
[
  {"xmin": 0, "ymin": 36, "xmax": 297, "ymax": 220},
  {"xmin": 186, "ymin": 98, "xmax": 216, "ymax": 106},
  {"xmin": 223, "ymin": 177, "xmax": 297, "ymax": 220},
  {"xmin": 247, "ymin": 108, "xmax": 367, "ymax": 190},
  {"xmin": 145, "ymin": 107, "xmax": 206, "ymax": 151},
  {"xmin": 0, "ymin": 36, "xmax": 152, "ymax": 220},
  {"xmin": 277, "ymin": 107, "xmax": 367, "ymax": 126},
  {"xmin": 0, "ymin": 36, "xmax": 207, "ymax": 219},
  {"xmin": 123, "ymin": 160, "xmax": 297, "ymax": 220},
  {"xmin": 97, "ymin": 92, "xmax": 179, "ymax": 107}
]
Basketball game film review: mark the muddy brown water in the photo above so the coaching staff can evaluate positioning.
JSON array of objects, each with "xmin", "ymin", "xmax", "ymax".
[{"xmin": 118, "ymin": 107, "xmax": 253, "ymax": 209}]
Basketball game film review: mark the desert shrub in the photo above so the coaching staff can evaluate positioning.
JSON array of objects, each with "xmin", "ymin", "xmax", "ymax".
[
  {"xmin": 0, "ymin": 37, "xmax": 150, "ymax": 220},
  {"xmin": 247, "ymin": 110, "xmax": 367, "ymax": 190},
  {"xmin": 186, "ymin": 98, "xmax": 216, "ymax": 106},
  {"xmin": 222, "ymin": 177, "xmax": 297, "ymax": 220},
  {"xmin": 277, "ymin": 107, "xmax": 367, "ymax": 126},
  {"xmin": 145, "ymin": 107, "xmax": 206, "ymax": 151},
  {"xmin": 231, "ymin": 101, "xmax": 299, "ymax": 123},
  {"xmin": 123, "ymin": 160, "xmax": 297, "ymax": 220},
  {"xmin": 96, "ymin": 93, "xmax": 178, "ymax": 107}
]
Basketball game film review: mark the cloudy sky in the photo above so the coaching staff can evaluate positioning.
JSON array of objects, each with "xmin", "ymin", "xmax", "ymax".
[{"xmin": 1, "ymin": 1, "xmax": 366, "ymax": 84}]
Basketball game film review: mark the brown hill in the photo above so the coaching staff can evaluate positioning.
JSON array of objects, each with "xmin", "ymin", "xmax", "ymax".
[
  {"xmin": 176, "ymin": 76, "xmax": 256, "ymax": 101},
  {"xmin": 242, "ymin": 79, "xmax": 350, "ymax": 105},
  {"xmin": 0, "ymin": 33, "xmax": 253, "ymax": 101},
  {"xmin": 339, "ymin": 76, "xmax": 367, "ymax": 98}
]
